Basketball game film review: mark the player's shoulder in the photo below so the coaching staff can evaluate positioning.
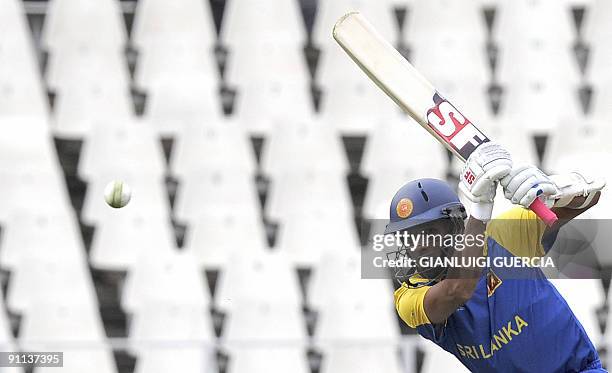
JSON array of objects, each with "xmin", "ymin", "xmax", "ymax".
[
  {"xmin": 486, "ymin": 207, "xmax": 546, "ymax": 258},
  {"xmin": 394, "ymin": 279, "xmax": 432, "ymax": 328}
]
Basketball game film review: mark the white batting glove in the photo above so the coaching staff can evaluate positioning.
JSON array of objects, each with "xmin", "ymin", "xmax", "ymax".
[
  {"xmin": 500, "ymin": 165, "xmax": 558, "ymax": 208},
  {"xmin": 549, "ymin": 172, "xmax": 606, "ymax": 209},
  {"xmin": 458, "ymin": 142, "xmax": 513, "ymax": 221}
]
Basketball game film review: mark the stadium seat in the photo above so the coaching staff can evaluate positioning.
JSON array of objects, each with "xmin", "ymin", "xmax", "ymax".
[
  {"xmin": 493, "ymin": 0, "xmax": 575, "ymax": 46},
  {"xmin": 226, "ymin": 346, "xmax": 310, "ymax": 373},
  {"xmin": 0, "ymin": 169, "xmax": 72, "ymax": 221},
  {"xmin": 584, "ymin": 1, "xmax": 612, "ymax": 87},
  {"xmin": 313, "ymin": 0, "xmax": 397, "ymax": 49},
  {"xmin": 222, "ymin": 300, "xmax": 306, "ymax": 343},
  {"xmin": 0, "ymin": 119, "xmax": 73, "ymax": 219},
  {"xmin": 399, "ymin": 336, "xmax": 419, "ymax": 373},
  {"xmin": 317, "ymin": 44, "xmax": 395, "ymax": 136},
  {"xmin": 144, "ymin": 83, "xmax": 222, "ymax": 135},
  {"xmin": 0, "ymin": 212, "xmax": 84, "ymax": 273},
  {"xmin": 78, "ymin": 121, "xmax": 165, "ymax": 179},
  {"xmin": 0, "ymin": 116, "xmax": 57, "ymax": 173},
  {"xmin": 143, "ymin": 76, "xmax": 223, "ymax": 138},
  {"xmin": 173, "ymin": 170, "xmax": 261, "ymax": 224},
  {"xmin": 221, "ymin": 0, "xmax": 312, "ymax": 136},
  {"xmin": 46, "ymin": 48, "xmax": 130, "ymax": 92},
  {"xmin": 121, "ymin": 250, "xmax": 209, "ymax": 314},
  {"xmin": 496, "ymin": 40, "xmax": 580, "ymax": 88},
  {"xmin": 128, "ymin": 302, "xmax": 215, "ymax": 354},
  {"xmin": 134, "ymin": 39, "xmax": 218, "ymax": 92},
  {"xmin": 420, "ymin": 338, "xmax": 470, "ymax": 373},
  {"xmin": 183, "ymin": 211, "xmax": 268, "ymax": 269},
  {"xmin": 89, "ymin": 212, "xmax": 176, "ymax": 271},
  {"xmin": 407, "ymin": 0, "xmax": 487, "ymax": 46},
  {"xmin": 316, "ymin": 301, "xmax": 399, "ymax": 342},
  {"xmin": 319, "ymin": 345, "xmax": 403, "ymax": 373},
  {"xmin": 42, "ymin": 0, "xmax": 126, "ymax": 52},
  {"xmin": 134, "ymin": 347, "xmax": 216, "ymax": 373},
  {"xmin": 0, "ymin": 0, "xmax": 33, "ymax": 46},
  {"xmin": 497, "ymin": 80, "xmax": 583, "ymax": 135},
  {"xmin": 221, "ymin": 0, "xmax": 306, "ymax": 49},
  {"xmin": 587, "ymin": 84, "xmax": 612, "ymax": 125},
  {"xmin": 261, "ymin": 120, "xmax": 349, "ymax": 178},
  {"xmin": 542, "ymin": 122, "xmax": 611, "ymax": 172},
  {"xmin": 265, "ymin": 170, "xmax": 353, "ymax": 222},
  {"xmin": 131, "ymin": 0, "xmax": 216, "ymax": 52},
  {"xmin": 361, "ymin": 114, "xmax": 449, "ymax": 219},
  {"xmin": 7, "ymin": 257, "xmax": 98, "ymax": 314},
  {"xmin": 0, "ymin": 287, "xmax": 23, "ymax": 373},
  {"xmin": 0, "ymin": 0, "xmax": 48, "ymax": 117},
  {"xmin": 224, "ymin": 40, "xmax": 309, "ymax": 86},
  {"xmin": 226, "ymin": 40, "xmax": 313, "ymax": 136},
  {"xmin": 215, "ymin": 251, "xmax": 302, "ymax": 311},
  {"xmin": 361, "ymin": 114, "xmax": 448, "ymax": 178},
  {"xmin": 170, "ymin": 120, "xmax": 256, "ymax": 179},
  {"xmin": 53, "ymin": 85, "xmax": 135, "ymax": 139},
  {"xmin": 0, "ymin": 39, "xmax": 48, "ymax": 117},
  {"xmin": 309, "ymin": 251, "xmax": 392, "ymax": 309},
  {"xmin": 231, "ymin": 80, "xmax": 314, "ymax": 136},
  {"xmin": 19, "ymin": 302, "xmax": 117, "ymax": 373},
  {"xmin": 275, "ymin": 210, "xmax": 361, "ymax": 267},
  {"xmin": 314, "ymin": 252, "xmax": 402, "ymax": 371}
]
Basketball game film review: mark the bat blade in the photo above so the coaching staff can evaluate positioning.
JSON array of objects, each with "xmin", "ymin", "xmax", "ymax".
[
  {"xmin": 333, "ymin": 12, "xmax": 558, "ymax": 226},
  {"xmin": 333, "ymin": 12, "xmax": 488, "ymax": 162}
]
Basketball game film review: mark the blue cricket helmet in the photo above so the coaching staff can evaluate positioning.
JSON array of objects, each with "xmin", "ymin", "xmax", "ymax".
[{"xmin": 384, "ymin": 178, "xmax": 465, "ymax": 234}]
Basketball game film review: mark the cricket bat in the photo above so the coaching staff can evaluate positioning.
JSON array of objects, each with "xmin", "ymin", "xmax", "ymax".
[{"xmin": 333, "ymin": 12, "xmax": 558, "ymax": 226}]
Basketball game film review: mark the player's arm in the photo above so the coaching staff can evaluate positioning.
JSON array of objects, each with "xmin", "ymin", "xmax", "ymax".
[
  {"xmin": 548, "ymin": 172, "xmax": 605, "ymax": 225},
  {"xmin": 423, "ymin": 142, "xmax": 511, "ymax": 324},
  {"xmin": 423, "ymin": 217, "xmax": 487, "ymax": 324},
  {"xmin": 502, "ymin": 168, "xmax": 605, "ymax": 232}
]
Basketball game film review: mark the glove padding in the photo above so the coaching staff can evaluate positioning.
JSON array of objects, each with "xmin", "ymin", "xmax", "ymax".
[
  {"xmin": 459, "ymin": 142, "xmax": 512, "ymax": 221},
  {"xmin": 500, "ymin": 165, "xmax": 558, "ymax": 208},
  {"xmin": 549, "ymin": 172, "xmax": 606, "ymax": 209}
]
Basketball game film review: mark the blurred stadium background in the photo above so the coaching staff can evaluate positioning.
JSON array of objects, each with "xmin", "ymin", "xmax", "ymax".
[{"xmin": 1, "ymin": 0, "xmax": 612, "ymax": 372}]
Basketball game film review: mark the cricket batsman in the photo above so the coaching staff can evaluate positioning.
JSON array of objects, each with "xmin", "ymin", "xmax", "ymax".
[{"xmin": 388, "ymin": 142, "xmax": 606, "ymax": 372}]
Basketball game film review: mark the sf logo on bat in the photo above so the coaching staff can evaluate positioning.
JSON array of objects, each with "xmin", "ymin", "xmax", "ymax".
[{"xmin": 426, "ymin": 93, "xmax": 488, "ymax": 160}]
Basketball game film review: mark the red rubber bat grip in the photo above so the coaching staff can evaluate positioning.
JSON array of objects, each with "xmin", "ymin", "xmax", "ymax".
[{"xmin": 529, "ymin": 198, "xmax": 558, "ymax": 226}]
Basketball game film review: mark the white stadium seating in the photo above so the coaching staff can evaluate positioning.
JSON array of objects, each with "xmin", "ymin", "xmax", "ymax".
[
  {"xmin": 171, "ymin": 120, "xmax": 256, "ymax": 178},
  {"xmin": 132, "ymin": 0, "xmax": 216, "ymax": 52},
  {"xmin": 493, "ymin": 0, "xmax": 575, "ymax": 46},
  {"xmin": 183, "ymin": 211, "xmax": 268, "ymax": 269},
  {"xmin": 227, "ymin": 346, "xmax": 310, "ymax": 373},
  {"xmin": 19, "ymin": 302, "xmax": 117, "ymax": 373},
  {"xmin": 313, "ymin": 0, "xmax": 397, "ymax": 49},
  {"xmin": 89, "ymin": 211, "xmax": 176, "ymax": 271},
  {"xmin": 215, "ymin": 251, "xmax": 302, "ymax": 311},
  {"xmin": 42, "ymin": 0, "xmax": 126, "ymax": 52},
  {"xmin": 407, "ymin": 0, "xmax": 487, "ymax": 46},
  {"xmin": 121, "ymin": 250, "xmax": 209, "ymax": 314},
  {"xmin": 0, "ymin": 1, "xmax": 610, "ymax": 372}
]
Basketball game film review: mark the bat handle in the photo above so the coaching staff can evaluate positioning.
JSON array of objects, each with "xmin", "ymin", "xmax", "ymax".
[{"xmin": 529, "ymin": 198, "xmax": 558, "ymax": 226}]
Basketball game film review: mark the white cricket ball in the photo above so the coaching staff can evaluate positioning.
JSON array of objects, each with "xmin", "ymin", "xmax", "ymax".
[{"xmin": 104, "ymin": 181, "xmax": 131, "ymax": 208}]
